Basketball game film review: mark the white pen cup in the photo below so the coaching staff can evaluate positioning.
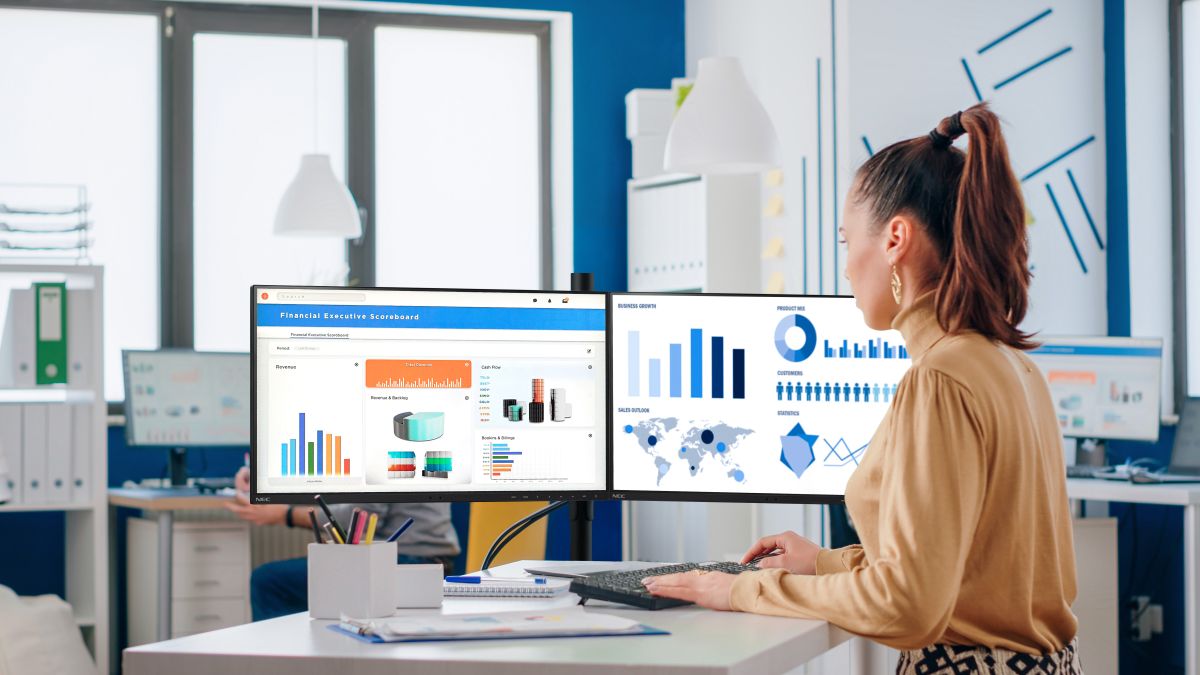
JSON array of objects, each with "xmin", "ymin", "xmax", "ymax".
[{"xmin": 307, "ymin": 541, "xmax": 398, "ymax": 619}]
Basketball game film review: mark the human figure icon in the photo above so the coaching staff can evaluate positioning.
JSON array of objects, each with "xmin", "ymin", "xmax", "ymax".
[
  {"xmin": 853, "ymin": 383, "xmax": 861, "ymax": 402},
  {"xmin": 863, "ymin": 382, "xmax": 870, "ymax": 403},
  {"xmin": 872, "ymin": 383, "xmax": 881, "ymax": 402},
  {"xmin": 824, "ymin": 382, "xmax": 832, "ymax": 401},
  {"xmin": 843, "ymin": 382, "xmax": 851, "ymax": 401},
  {"xmin": 776, "ymin": 381, "xmax": 784, "ymax": 401},
  {"xmin": 786, "ymin": 382, "xmax": 794, "ymax": 401},
  {"xmin": 805, "ymin": 382, "xmax": 813, "ymax": 401}
]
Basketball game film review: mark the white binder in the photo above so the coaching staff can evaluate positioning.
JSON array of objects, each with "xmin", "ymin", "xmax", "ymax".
[
  {"xmin": 46, "ymin": 405, "xmax": 71, "ymax": 503},
  {"xmin": 0, "ymin": 289, "xmax": 35, "ymax": 387},
  {"xmin": 71, "ymin": 404, "xmax": 91, "ymax": 502},
  {"xmin": 0, "ymin": 405, "xmax": 21, "ymax": 504},
  {"xmin": 21, "ymin": 404, "xmax": 48, "ymax": 504},
  {"xmin": 66, "ymin": 289, "xmax": 93, "ymax": 387}
]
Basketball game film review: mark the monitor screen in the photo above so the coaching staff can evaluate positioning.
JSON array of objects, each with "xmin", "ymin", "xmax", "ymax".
[
  {"xmin": 610, "ymin": 293, "xmax": 911, "ymax": 502},
  {"xmin": 251, "ymin": 286, "xmax": 608, "ymax": 504},
  {"xmin": 1027, "ymin": 337, "xmax": 1163, "ymax": 442},
  {"xmin": 123, "ymin": 350, "xmax": 251, "ymax": 446}
]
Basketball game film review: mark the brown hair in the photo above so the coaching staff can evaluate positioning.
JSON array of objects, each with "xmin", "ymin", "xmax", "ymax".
[{"xmin": 853, "ymin": 102, "xmax": 1034, "ymax": 349}]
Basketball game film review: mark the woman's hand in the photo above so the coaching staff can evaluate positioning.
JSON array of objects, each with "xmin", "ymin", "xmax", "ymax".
[
  {"xmin": 234, "ymin": 465, "xmax": 251, "ymax": 494},
  {"xmin": 741, "ymin": 531, "xmax": 822, "ymax": 575},
  {"xmin": 642, "ymin": 570, "xmax": 736, "ymax": 610}
]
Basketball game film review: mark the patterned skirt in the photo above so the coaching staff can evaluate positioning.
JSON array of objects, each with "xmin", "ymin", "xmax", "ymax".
[{"xmin": 896, "ymin": 639, "xmax": 1082, "ymax": 675}]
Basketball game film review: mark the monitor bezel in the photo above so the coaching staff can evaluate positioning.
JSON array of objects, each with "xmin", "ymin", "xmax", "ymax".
[
  {"xmin": 249, "ymin": 284, "xmax": 612, "ymax": 505},
  {"xmin": 121, "ymin": 348, "xmax": 252, "ymax": 449},
  {"xmin": 606, "ymin": 290, "xmax": 866, "ymax": 505}
]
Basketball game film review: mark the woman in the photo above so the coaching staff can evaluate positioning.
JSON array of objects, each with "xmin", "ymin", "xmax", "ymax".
[{"xmin": 643, "ymin": 103, "xmax": 1082, "ymax": 674}]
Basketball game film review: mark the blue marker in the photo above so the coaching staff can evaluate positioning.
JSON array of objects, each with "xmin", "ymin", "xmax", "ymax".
[
  {"xmin": 445, "ymin": 576, "xmax": 547, "ymax": 584},
  {"xmin": 385, "ymin": 517, "xmax": 415, "ymax": 543}
]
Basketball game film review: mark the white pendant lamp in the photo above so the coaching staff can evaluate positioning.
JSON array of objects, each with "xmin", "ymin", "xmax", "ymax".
[
  {"xmin": 663, "ymin": 57, "xmax": 780, "ymax": 175},
  {"xmin": 273, "ymin": 0, "xmax": 361, "ymax": 238}
]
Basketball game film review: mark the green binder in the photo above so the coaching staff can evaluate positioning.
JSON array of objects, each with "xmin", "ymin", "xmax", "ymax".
[{"xmin": 33, "ymin": 282, "xmax": 67, "ymax": 385}]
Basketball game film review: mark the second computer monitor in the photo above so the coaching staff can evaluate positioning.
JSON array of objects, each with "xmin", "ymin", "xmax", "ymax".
[{"xmin": 610, "ymin": 293, "xmax": 912, "ymax": 502}]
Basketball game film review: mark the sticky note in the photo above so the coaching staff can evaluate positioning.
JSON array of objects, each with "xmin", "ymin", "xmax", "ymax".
[
  {"xmin": 764, "ymin": 194, "xmax": 784, "ymax": 217},
  {"xmin": 765, "ymin": 169, "xmax": 784, "ymax": 187},
  {"xmin": 762, "ymin": 237, "xmax": 785, "ymax": 259},
  {"xmin": 1025, "ymin": 208, "xmax": 1035, "ymax": 226},
  {"xmin": 767, "ymin": 272, "xmax": 786, "ymax": 294}
]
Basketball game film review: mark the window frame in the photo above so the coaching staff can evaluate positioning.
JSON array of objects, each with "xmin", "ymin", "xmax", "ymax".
[{"xmin": 0, "ymin": 0, "xmax": 555, "ymax": 403}]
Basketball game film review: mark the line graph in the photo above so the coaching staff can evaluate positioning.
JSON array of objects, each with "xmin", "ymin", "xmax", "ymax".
[{"xmin": 822, "ymin": 438, "xmax": 868, "ymax": 467}]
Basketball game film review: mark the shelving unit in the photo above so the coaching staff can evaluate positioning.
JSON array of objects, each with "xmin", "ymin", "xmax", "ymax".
[{"xmin": 0, "ymin": 264, "xmax": 107, "ymax": 673}]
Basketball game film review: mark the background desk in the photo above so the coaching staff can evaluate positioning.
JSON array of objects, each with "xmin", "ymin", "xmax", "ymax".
[
  {"xmin": 123, "ymin": 560, "xmax": 854, "ymax": 675},
  {"xmin": 1066, "ymin": 478, "xmax": 1200, "ymax": 675},
  {"xmin": 108, "ymin": 488, "xmax": 237, "ymax": 644}
]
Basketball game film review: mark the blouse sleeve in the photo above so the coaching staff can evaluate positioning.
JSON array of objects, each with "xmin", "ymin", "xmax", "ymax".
[
  {"xmin": 727, "ymin": 367, "xmax": 989, "ymax": 650},
  {"xmin": 814, "ymin": 545, "xmax": 866, "ymax": 575}
]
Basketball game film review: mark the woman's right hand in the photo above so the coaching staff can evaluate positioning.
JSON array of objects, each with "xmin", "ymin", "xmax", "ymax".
[{"xmin": 741, "ymin": 531, "xmax": 822, "ymax": 575}]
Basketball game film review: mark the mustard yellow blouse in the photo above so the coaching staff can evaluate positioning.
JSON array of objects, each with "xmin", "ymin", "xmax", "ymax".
[{"xmin": 729, "ymin": 293, "xmax": 1078, "ymax": 653}]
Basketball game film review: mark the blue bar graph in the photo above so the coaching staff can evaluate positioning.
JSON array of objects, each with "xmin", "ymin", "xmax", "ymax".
[
  {"xmin": 281, "ymin": 443, "xmax": 287, "ymax": 476},
  {"xmin": 669, "ymin": 344, "xmax": 682, "ymax": 397},
  {"xmin": 628, "ymin": 331, "xmax": 640, "ymax": 396},
  {"xmin": 649, "ymin": 359, "xmax": 662, "ymax": 397},
  {"xmin": 290, "ymin": 439, "xmax": 297, "ymax": 475},
  {"xmin": 317, "ymin": 429, "xmax": 324, "ymax": 474},
  {"xmin": 712, "ymin": 336, "xmax": 725, "ymax": 399},
  {"xmin": 823, "ymin": 338, "xmax": 909, "ymax": 360},
  {"xmin": 299, "ymin": 413, "xmax": 306, "ymax": 473},
  {"xmin": 690, "ymin": 329, "xmax": 703, "ymax": 398},
  {"xmin": 732, "ymin": 349, "xmax": 745, "ymax": 399}
]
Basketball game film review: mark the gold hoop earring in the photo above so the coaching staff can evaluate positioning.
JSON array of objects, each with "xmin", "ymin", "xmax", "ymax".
[{"xmin": 891, "ymin": 266, "xmax": 902, "ymax": 305}]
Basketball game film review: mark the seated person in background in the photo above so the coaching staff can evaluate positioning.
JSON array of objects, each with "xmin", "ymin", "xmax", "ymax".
[{"xmin": 227, "ymin": 466, "xmax": 461, "ymax": 620}]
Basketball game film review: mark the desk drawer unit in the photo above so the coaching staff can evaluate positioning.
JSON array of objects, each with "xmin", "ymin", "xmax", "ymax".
[{"xmin": 170, "ymin": 598, "xmax": 248, "ymax": 638}]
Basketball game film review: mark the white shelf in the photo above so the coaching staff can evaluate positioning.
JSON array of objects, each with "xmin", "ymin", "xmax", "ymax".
[
  {"xmin": 0, "ymin": 501, "xmax": 94, "ymax": 513},
  {"xmin": 0, "ymin": 388, "xmax": 96, "ymax": 404}
]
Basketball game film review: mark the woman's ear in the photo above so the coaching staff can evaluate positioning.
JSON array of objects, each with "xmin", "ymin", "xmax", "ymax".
[{"xmin": 883, "ymin": 215, "xmax": 912, "ymax": 266}]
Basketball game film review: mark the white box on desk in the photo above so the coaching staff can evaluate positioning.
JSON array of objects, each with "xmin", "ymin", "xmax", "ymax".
[{"xmin": 308, "ymin": 542, "xmax": 397, "ymax": 619}]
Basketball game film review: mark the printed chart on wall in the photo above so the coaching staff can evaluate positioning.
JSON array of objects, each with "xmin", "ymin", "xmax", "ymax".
[
  {"xmin": 611, "ymin": 294, "xmax": 911, "ymax": 498},
  {"xmin": 254, "ymin": 287, "xmax": 608, "ymax": 497}
]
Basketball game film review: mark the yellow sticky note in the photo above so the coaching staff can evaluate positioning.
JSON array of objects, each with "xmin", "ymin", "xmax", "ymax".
[
  {"xmin": 763, "ymin": 194, "xmax": 784, "ymax": 217},
  {"xmin": 1025, "ymin": 207, "xmax": 1035, "ymax": 226},
  {"xmin": 762, "ymin": 237, "xmax": 784, "ymax": 259},
  {"xmin": 766, "ymin": 271, "xmax": 786, "ymax": 294},
  {"xmin": 765, "ymin": 169, "xmax": 784, "ymax": 187}
]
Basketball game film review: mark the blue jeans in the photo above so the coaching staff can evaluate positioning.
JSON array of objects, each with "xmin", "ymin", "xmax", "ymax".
[{"xmin": 250, "ymin": 554, "xmax": 452, "ymax": 621}]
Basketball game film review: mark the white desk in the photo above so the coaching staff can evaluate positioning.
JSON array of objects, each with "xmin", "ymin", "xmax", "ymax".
[
  {"xmin": 123, "ymin": 560, "xmax": 854, "ymax": 675},
  {"xmin": 1065, "ymin": 478, "xmax": 1200, "ymax": 675}
]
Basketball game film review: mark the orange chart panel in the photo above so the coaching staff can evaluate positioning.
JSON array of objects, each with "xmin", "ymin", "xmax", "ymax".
[{"xmin": 366, "ymin": 360, "xmax": 473, "ymax": 389}]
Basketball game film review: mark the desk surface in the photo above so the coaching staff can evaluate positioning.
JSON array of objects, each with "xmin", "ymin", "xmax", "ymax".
[
  {"xmin": 1065, "ymin": 477, "xmax": 1200, "ymax": 506},
  {"xmin": 123, "ymin": 561, "xmax": 854, "ymax": 675},
  {"xmin": 108, "ymin": 487, "xmax": 235, "ymax": 511}
]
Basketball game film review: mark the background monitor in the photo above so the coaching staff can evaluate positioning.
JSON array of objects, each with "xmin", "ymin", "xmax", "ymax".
[
  {"xmin": 609, "ymin": 293, "xmax": 911, "ymax": 503},
  {"xmin": 1027, "ymin": 336, "xmax": 1163, "ymax": 443},
  {"xmin": 251, "ymin": 286, "xmax": 608, "ymax": 504},
  {"xmin": 123, "ymin": 349, "xmax": 251, "ymax": 447}
]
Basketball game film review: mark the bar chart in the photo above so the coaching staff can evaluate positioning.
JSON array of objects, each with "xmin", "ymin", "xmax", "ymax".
[
  {"xmin": 822, "ymin": 338, "xmax": 908, "ymax": 360},
  {"xmin": 487, "ymin": 442, "xmax": 520, "ymax": 478},
  {"xmin": 365, "ymin": 359, "xmax": 472, "ymax": 389},
  {"xmin": 279, "ymin": 411, "xmax": 351, "ymax": 476},
  {"xmin": 627, "ymin": 329, "xmax": 745, "ymax": 400}
]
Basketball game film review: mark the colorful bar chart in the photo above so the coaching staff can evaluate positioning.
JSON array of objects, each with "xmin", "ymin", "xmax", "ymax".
[
  {"xmin": 628, "ymin": 329, "xmax": 744, "ymax": 400},
  {"xmin": 282, "ymin": 412, "xmax": 349, "ymax": 476},
  {"xmin": 822, "ymin": 338, "xmax": 908, "ymax": 360},
  {"xmin": 365, "ymin": 359, "xmax": 473, "ymax": 389},
  {"xmin": 489, "ymin": 442, "xmax": 523, "ymax": 478}
]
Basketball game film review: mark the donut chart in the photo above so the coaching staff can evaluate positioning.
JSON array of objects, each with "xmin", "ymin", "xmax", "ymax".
[{"xmin": 775, "ymin": 314, "xmax": 818, "ymax": 362}]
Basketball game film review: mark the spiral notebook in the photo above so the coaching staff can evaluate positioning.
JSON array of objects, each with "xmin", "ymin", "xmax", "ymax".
[{"xmin": 442, "ymin": 577, "xmax": 570, "ymax": 598}]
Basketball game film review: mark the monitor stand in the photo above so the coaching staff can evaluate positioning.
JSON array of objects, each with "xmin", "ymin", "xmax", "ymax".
[
  {"xmin": 168, "ymin": 447, "xmax": 189, "ymax": 487},
  {"xmin": 569, "ymin": 500, "xmax": 593, "ymax": 560}
]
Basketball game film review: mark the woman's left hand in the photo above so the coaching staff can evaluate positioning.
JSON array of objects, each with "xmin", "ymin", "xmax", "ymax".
[{"xmin": 642, "ymin": 570, "xmax": 737, "ymax": 611}]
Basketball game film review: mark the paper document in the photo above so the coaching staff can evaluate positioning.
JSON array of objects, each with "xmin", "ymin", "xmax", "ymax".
[{"xmin": 338, "ymin": 607, "xmax": 647, "ymax": 642}]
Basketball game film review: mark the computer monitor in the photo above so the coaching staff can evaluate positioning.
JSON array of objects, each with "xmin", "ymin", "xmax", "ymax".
[
  {"xmin": 123, "ymin": 349, "xmax": 251, "ymax": 485},
  {"xmin": 609, "ymin": 293, "xmax": 912, "ymax": 503},
  {"xmin": 251, "ymin": 286, "xmax": 608, "ymax": 504},
  {"xmin": 1027, "ymin": 336, "xmax": 1163, "ymax": 443}
]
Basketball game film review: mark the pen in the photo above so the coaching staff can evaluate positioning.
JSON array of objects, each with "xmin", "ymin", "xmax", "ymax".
[
  {"xmin": 749, "ymin": 549, "xmax": 782, "ymax": 565},
  {"xmin": 363, "ymin": 513, "xmax": 378, "ymax": 544},
  {"xmin": 445, "ymin": 576, "xmax": 548, "ymax": 584},
  {"xmin": 314, "ymin": 494, "xmax": 347, "ymax": 544},
  {"xmin": 325, "ymin": 521, "xmax": 344, "ymax": 544},
  {"xmin": 351, "ymin": 509, "xmax": 368, "ymax": 545},
  {"xmin": 385, "ymin": 517, "xmax": 415, "ymax": 543},
  {"xmin": 347, "ymin": 509, "xmax": 362, "ymax": 545},
  {"xmin": 307, "ymin": 509, "xmax": 325, "ymax": 544}
]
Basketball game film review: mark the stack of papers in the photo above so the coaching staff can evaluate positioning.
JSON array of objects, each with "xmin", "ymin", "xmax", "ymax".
[{"xmin": 334, "ymin": 607, "xmax": 667, "ymax": 643}]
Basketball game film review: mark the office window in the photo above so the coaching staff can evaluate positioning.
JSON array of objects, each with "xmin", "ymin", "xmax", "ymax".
[
  {"xmin": 1185, "ymin": 0, "xmax": 1200, "ymax": 397},
  {"xmin": 374, "ymin": 27, "xmax": 543, "ymax": 290},
  {"xmin": 191, "ymin": 33, "xmax": 349, "ymax": 352},
  {"xmin": 0, "ymin": 8, "xmax": 160, "ymax": 401}
]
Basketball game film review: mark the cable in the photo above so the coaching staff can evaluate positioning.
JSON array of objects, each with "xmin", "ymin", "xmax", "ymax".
[{"xmin": 481, "ymin": 500, "xmax": 568, "ymax": 571}]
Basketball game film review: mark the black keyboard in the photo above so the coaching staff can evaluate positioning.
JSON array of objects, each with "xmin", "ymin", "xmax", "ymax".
[{"xmin": 569, "ymin": 561, "xmax": 760, "ymax": 610}]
